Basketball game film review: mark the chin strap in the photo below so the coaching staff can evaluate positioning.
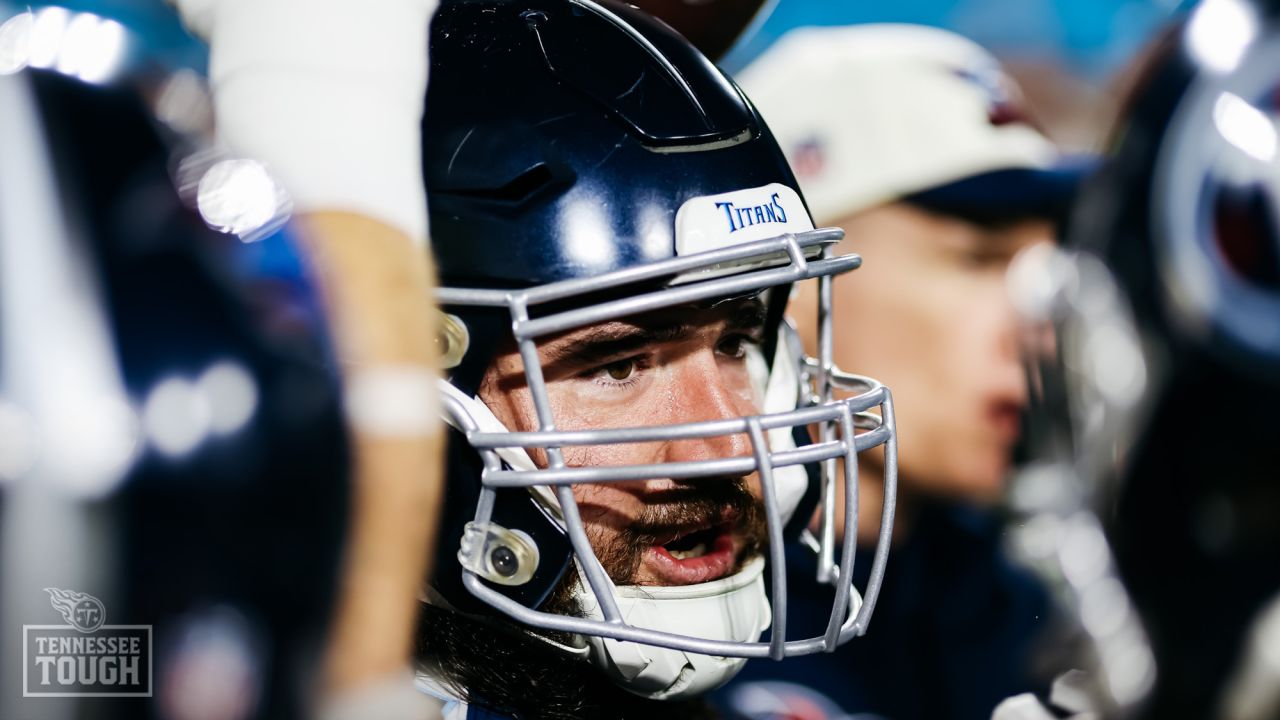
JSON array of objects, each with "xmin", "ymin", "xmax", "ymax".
[{"xmin": 576, "ymin": 557, "xmax": 771, "ymax": 701}]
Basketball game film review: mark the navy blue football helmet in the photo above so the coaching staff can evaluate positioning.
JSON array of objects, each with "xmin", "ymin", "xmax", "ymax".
[
  {"xmin": 422, "ymin": 0, "xmax": 898, "ymax": 700},
  {"xmin": 1007, "ymin": 1, "xmax": 1280, "ymax": 716}
]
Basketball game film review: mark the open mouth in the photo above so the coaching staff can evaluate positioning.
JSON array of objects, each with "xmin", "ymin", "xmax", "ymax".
[
  {"xmin": 662, "ymin": 525, "xmax": 722, "ymax": 560},
  {"xmin": 643, "ymin": 522, "xmax": 738, "ymax": 585}
]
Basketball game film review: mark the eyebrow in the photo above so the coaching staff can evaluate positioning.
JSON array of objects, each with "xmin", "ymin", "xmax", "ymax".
[
  {"xmin": 541, "ymin": 296, "xmax": 767, "ymax": 369},
  {"xmin": 543, "ymin": 323, "xmax": 692, "ymax": 367}
]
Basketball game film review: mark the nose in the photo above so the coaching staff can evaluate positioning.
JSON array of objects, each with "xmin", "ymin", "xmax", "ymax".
[
  {"xmin": 993, "ymin": 267, "xmax": 1033, "ymax": 405},
  {"xmin": 659, "ymin": 352, "xmax": 757, "ymax": 465}
]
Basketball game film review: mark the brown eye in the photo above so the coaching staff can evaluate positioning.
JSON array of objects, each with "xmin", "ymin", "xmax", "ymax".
[
  {"xmin": 604, "ymin": 359, "xmax": 635, "ymax": 381},
  {"xmin": 718, "ymin": 336, "xmax": 748, "ymax": 359}
]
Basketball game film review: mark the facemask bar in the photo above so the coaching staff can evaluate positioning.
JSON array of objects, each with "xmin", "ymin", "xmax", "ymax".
[
  {"xmin": 1005, "ymin": 244, "xmax": 1156, "ymax": 713},
  {"xmin": 438, "ymin": 228, "xmax": 898, "ymax": 659}
]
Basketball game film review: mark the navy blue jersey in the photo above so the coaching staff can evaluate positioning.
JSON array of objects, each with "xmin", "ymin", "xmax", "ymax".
[{"xmin": 716, "ymin": 503, "xmax": 1065, "ymax": 720}]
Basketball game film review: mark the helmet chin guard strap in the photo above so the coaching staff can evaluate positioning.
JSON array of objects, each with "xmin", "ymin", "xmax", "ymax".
[
  {"xmin": 577, "ymin": 557, "xmax": 771, "ymax": 701},
  {"xmin": 435, "ymin": 334, "xmax": 812, "ymax": 698}
]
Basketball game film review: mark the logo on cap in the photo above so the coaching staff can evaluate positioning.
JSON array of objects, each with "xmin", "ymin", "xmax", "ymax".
[
  {"xmin": 791, "ymin": 137, "xmax": 826, "ymax": 179},
  {"xmin": 953, "ymin": 66, "xmax": 1029, "ymax": 128}
]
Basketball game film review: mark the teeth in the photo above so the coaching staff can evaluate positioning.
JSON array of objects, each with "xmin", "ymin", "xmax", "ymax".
[{"xmin": 669, "ymin": 542, "xmax": 707, "ymax": 560}]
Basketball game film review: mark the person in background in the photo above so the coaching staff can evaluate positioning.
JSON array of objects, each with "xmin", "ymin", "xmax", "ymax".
[
  {"xmin": 169, "ymin": 1, "xmax": 445, "ymax": 717},
  {"xmin": 719, "ymin": 24, "xmax": 1091, "ymax": 720}
]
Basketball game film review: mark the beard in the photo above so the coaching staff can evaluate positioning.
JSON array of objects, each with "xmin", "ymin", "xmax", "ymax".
[
  {"xmin": 414, "ymin": 478, "xmax": 766, "ymax": 718},
  {"xmin": 540, "ymin": 476, "xmax": 767, "ymax": 617}
]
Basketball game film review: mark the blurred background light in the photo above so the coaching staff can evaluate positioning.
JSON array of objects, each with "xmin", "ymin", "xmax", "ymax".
[
  {"xmin": 1060, "ymin": 517, "xmax": 1111, "ymax": 587},
  {"xmin": 1, "ymin": 0, "xmax": 204, "ymax": 73},
  {"xmin": 1083, "ymin": 319, "xmax": 1147, "ymax": 406},
  {"xmin": 1213, "ymin": 92, "xmax": 1277, "ymax": 162},
  {"xmin": 1010, "ymin": 510, "xmax": 1065, "ymax": 561},
  {"xmin": 54, "ymin": 11, "xmax": 125, "ymax": 83},
  {"xmin": 26, "ymin": 5, "xmax": 67, "ymax": 69},
  {"xmin": 1080, "ymin": 577, "xmax": 1132, "ymax": 637},
  {"xmin": 1106, "ymin": 636, "xmax": 1157, "ymax": 706},
  {"xmin": 141, "ymin": 362, "xmax": 259, "ymax": 459},
  {"xmin": 154, "ymin": 67, "xmax": 214, "ymax": 136},
  {"xmin": 143, "ymin": 376, "xmax": 212, "ymax": 459},
  {"xmin": 0, "ymin": 10, "xmax": 32, "ymax": 74},
  {"xmin": 54, "ymin": 10, "xmax": 97, "ymax": 74},
  {"xmin": 197, "ymin": 361, "xmax": 258, "ymax": 436},
  {"xmin": 1187, "ymin": 0, "xmax": 1257, "ymax": 73},
  {"xmin": 1007, "ymin": 242, "xmax": 1079, "ymax": 321},
  {"xmin": 195, "ymin": 159, "xmax": 292, "ymax": 243},
  {"xmin": 1007, "ymin": 463, "xmax": 1075, "ymax": 515},
  {"xmin": 158, "ymin": 607, "xmax": 264, "ymax": 720},
  {"xmin": 0, "ymin": 400, "xmax": 39, "ymax": 483},
  {"xmin": 45, "ymin": 393, "xmax": 141, "ymax": 495},
  {"xmin": 0, "ymin": 6, "xmax": 128, "ymax": 83}
]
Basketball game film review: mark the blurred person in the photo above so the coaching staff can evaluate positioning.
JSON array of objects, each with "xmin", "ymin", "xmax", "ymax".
[
  {"xmin": 718, "ymin": 24, "xmax": 1091, "ymax": 720},
  {"xmin": 0, "ymin": 57, "xmax": 350, "ymax": 719},
  {"xmin": 168, "ymin": 1, "xmax": 447, "ymax": 715},
  {"xmin": 999, "ymin": 1, "xmax": 1280, "ymax": 718},
  {"xmin": 410, "ymin": 2, "xmax": 900, "ymax": 718}
]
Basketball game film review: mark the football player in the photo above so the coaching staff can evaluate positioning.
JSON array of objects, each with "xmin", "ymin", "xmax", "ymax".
[
  {"xmin": 413, "ymin": 2, "xmax": 897, "ymax": 718},
  {"xmin": 721, "ymin": 25, "xmax": 1089, "ymax": 720}
]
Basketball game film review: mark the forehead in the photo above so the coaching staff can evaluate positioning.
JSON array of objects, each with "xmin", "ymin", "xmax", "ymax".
[{"xmin": 543, "ymin": 294, "xmax": 765, "ymax": 342}]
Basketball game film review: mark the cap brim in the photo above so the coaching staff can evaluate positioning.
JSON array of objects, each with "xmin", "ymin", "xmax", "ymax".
[{"xmin": 902, "ymin": 156, "xmax": 1099, "ymax": 224}]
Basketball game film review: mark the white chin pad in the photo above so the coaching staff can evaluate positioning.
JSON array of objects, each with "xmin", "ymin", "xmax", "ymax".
[{"xmin": 578, "ymin": 556, "xmax": 771, "ymax": 700}]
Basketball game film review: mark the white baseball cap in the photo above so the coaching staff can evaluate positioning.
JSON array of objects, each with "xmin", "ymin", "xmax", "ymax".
[{"xmin": 737, "ymin": 24, "xmax": 1088, "ymax": 226}]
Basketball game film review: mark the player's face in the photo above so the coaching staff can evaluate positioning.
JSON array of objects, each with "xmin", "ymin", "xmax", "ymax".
[
  {"xmin": 478, "ymin": 296, "xmax": 770, "ymax": 587},
  {"xmin": 795, "ymin": 202, "xmax": 1050, "ymax": 506}
]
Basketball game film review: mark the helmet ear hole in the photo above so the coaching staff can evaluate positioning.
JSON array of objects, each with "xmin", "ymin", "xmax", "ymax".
[{"xmin": 438, "ymin": 313, "xmax": 470, "ymax": 369}]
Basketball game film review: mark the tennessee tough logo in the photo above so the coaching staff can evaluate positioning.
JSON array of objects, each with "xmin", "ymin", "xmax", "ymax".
[
  {"xmin": 23, "ymin": 588, "xmax": 152, "ymax": 697},
  {"xmin": 45, "ymin": 588, "xmax": 107, "ymax": 633}
]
